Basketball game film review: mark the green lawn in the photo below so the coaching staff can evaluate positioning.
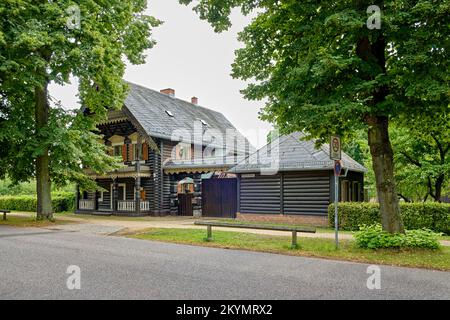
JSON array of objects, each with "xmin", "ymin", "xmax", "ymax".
[
  {"xmin": 0, "ymin": 214, "xmax": 68, "ymax": 228},
  {"xmin": 212, "ymin": 218, "xmax": 450, "ymax": 238},
  {"xmin": 130, "ymin": 228, "xmax": 450, "ymax": 271},
  {"xmin": 211, "ymin": 218, "xmax": 353, "ymax": 235}
]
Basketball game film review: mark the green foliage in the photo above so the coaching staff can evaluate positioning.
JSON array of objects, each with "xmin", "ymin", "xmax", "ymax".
[
  {"xmin": 355, "ymin": 224, "xmax": 441, "ymax": 250},
  {"xmin": 0, "ymin": 178, "xmax": 75, "ymax": 196},
  {"xmin": 0, "ymin": 1, "xmax": 161, "ymax": 191},
  {"xmin": 329, "ymin": 202, "xmax": 450, "ymax": 235},
  {"xmin": 0, "ymin": 193, "xmax": 75, "ymax": 213},
  {"xmin": 392, "ymin": 114, "xmax": 450, "ymax": 202},
  {"xmin": 180, "ymin": 0, "xmax": 449, "ymax": 141}
]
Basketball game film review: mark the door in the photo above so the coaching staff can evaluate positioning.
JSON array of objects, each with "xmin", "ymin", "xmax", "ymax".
[
  {"xmin": 178, "ymin": 194, "xmax": 193, "ymax": 216},
  {"xmin": 110, "ymin": 183, "xmax": 126, "ymax": 209},
  {"xmin": 118, "ymin": 185, "xmax": 125, "ymax": 201},
  {"xmin": 202, "ymin": 179, "xmax": 237, "ymax": 218}
]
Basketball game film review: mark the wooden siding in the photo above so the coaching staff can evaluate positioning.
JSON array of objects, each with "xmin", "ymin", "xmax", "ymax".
[
  {"xmin": 239, "ymin": 174, "xmax": 281, "ymax": 214},
  {"xmin": 239, "ymin": 172, "xmax": 331, "ymax": 216},
  {"xmin": 282, "ymin": 172, "xmax": 330, "ymax": 216},
  {"xmin": 162, "ymin": 140, "xmax": 177, "ymax": 163},
  {"xmin": 239, "ymin": 171, "xmax": 365, "ymax": 217}
]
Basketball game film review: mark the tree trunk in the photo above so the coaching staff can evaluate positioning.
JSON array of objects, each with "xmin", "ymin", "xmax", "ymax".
[
  {"xmin": 367, "ymin": 116, "xmax": 404, "ymax": 233},
  {"xmin": 35, "ymin": 83, "xmax": 53, "ymax": 220},
  {"xmin": 433, "ymin": 174, "xmax": 444, "ymax": 203}
]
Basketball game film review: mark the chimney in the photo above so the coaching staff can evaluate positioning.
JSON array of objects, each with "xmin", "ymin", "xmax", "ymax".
[
  {"xmin": 160, "ymin": 88, "xmax": 175, "ymax": 97},
  {"xmin": 191, "ymin": 97, "xmax": 198, "ymax": 105}
]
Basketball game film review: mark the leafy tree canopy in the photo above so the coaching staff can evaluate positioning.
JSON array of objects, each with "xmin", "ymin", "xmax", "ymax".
[{"xmin": 0, "ymin": 0, "xmax": 160, "ymax": 214}]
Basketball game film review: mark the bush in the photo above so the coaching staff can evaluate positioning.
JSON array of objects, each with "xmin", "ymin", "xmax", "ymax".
[
  {"xmin": 329, "ymin": 202, "xmax": 450, "ymax": 235},
  {"xmin": 0, "ymin": 192, "xmax": 75, "ymax": 213},
  {"xmin": 354, "ymin": 224, "xmax": 441, "ymax": 250}
]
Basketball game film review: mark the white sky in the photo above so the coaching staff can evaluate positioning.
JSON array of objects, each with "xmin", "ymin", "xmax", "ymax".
[{"xmin": 49, "ymin": 0, "xmax": 273, "ymax": 148}]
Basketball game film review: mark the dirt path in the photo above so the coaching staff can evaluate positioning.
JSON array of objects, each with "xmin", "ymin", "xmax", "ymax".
[
  {"xmin": 11, "ymin": 212, "xmax": 354, "ymax": 239},
  {"xmin": 8, "ymin": 212, "xmax": 450, "ymax": 246}
]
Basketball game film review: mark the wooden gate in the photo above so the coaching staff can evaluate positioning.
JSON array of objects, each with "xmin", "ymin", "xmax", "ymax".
[
  {"xmin": 178, "ymin": 193, "xmax": 193, "ymax": 216},
  {"xmin": 202, "ymin": 179, "xmax": 237, "ymax": 218}
]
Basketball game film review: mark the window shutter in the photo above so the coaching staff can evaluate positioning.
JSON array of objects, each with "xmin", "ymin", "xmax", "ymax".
[
  {"xmin": 142, "ymin": 143, "xmax": 149, "ymax": 161},
  {"xmin": 122, "ymin": 144, "xmax": 127, "ymax": 162},
  {"xmin": 128, "ymin": 144, "xmax": 133, "ymax": 161}
]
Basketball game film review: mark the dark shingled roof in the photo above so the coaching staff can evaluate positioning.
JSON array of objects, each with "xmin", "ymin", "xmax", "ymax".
[
  {"xmin": 123, "ymin": 82, "xmax": 249, "ymax": 151},
  {"xmin": 229, "ymin": 132, "xmax": 367, "ymax": 173}
]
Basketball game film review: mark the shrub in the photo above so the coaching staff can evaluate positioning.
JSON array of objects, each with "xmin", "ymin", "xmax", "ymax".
[
  {"xmin": 329, "ymin": 202, "xmax": 450, "ymax": 235},
  {"xmin": 0, "ymin": 192, "xmax": 75, "ymax": 213},
  {"xmin": 354, "ymin": 224, "xmax": 441, "ymax": 250}
]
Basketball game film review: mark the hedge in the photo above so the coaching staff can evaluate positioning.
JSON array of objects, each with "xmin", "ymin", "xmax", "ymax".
[
  {"xmin": 329, "ymin": 202, "xmax": 450, "ymax": 235},
  {"xmin": 0, "ymin": 192, "xmax": 75, "ymax": 213}
]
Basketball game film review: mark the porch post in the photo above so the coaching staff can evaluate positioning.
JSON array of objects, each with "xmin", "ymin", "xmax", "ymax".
[
  {"xmin": 112, "ymin": 177, "xmax": 118, "ymax": 212},
  {"xmin": 76, "ymin": 185, "xmax": 80, "ymax": 211},
  {"xmin": 124, "ymin": 136, "xmax": 132, "ymax": 164},
  {"xmin": 94, "ymin": 190, "xmax": 99, "ymax": 211},
  {"xmin": 135, "ymin": 135, "xmax": 142, "ymax": 214}
]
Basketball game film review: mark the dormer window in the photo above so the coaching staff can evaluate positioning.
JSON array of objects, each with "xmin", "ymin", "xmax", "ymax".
[{"xmin": 165, "ymin": 110, "xmax": 174, "ymax": 117}]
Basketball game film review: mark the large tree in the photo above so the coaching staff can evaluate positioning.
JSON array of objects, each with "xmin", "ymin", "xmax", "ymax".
[
  {"xmin": 0, "ymin": 0, "xmax": 160, "ymax": 219},
  {"xmin": 180, "ymin": 0, "xmax": 450, "ymax": 233}
]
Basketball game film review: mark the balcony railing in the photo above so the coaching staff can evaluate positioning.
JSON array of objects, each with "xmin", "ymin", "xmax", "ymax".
[
  {"xmin": 117, "ymin": 201, "xmax": 150, "ymax": 212},
  {"xmin": 79, "ymin": 200, "xmax": 95, "ymax": 210},
  {"xmin": 140, "ymin": 201, "xmax": 150, "ymax": 211}
]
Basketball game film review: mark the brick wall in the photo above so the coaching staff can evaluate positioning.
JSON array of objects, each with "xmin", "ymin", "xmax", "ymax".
[{"xmin": 236, "ymin": 213, "xmax": 328, "ymax": 227}]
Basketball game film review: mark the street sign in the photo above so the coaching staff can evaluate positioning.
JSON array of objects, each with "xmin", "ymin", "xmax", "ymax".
[
  {"xmin": 330, "ymin": 136, "xmax": 342, "ymax": 250},
  {"xmin": 330, "ymin": 135, "xmax": 342, "ymax": 160}
]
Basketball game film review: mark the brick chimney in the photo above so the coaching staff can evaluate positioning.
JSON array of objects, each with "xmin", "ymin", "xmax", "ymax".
[
  {"xmin": 191, "ymin": 97, "xmax": 198, "ymax": 105},
  {"xmin": 160, "ymin": 88, "xmax": 175, "ymax": 97}
]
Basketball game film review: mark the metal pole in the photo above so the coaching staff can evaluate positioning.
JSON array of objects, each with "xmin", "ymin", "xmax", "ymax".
[{"xmin": 335, "ymin": 175, "xmax": 339, "ymax": 249}]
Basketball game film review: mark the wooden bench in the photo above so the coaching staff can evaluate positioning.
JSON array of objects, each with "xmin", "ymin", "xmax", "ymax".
[
  {"xmin": 0, "ymin": 210, "xmax": 10, "ymax": 221},
  {"xmin": 194, "ymin": 221, "xmax": 316, "ymax": 248}
]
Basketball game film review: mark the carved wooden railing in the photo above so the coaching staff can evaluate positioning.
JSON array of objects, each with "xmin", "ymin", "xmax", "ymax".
[
  {"xmin": 79, "ymin": 200, "xmax": 95, "ymax": 210},
  {"xmin": 117, "ymin": 201, "xmax": 150, "ymax": 212}
]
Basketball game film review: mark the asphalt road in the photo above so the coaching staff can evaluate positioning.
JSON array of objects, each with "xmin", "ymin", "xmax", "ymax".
[{"xmin": 0, "ymin": 226, "xmax": 448, "ymax": 300}]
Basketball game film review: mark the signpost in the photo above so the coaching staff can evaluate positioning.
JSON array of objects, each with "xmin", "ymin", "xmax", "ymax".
[{"xmin": 330, "ymin": 136, "xmax": 342, "ymax": 249}]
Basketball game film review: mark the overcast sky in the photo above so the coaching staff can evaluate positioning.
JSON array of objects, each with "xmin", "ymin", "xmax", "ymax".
[{"xmin": 50, "ymin": 0, "xmax": 273, "ymax": 148}]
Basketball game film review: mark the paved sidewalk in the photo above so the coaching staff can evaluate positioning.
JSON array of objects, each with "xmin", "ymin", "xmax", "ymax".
[{"xmin": 50, "ymin": 213, "xmax": 355, "ymax": 240}]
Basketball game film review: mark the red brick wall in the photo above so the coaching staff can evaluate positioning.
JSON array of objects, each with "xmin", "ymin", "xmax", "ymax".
[{"xmin": 236, "ymin": 213, "xmax": 328, "ymax": 227}]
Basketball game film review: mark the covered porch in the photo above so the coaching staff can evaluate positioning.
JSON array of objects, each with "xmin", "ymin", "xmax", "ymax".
[{"xmin": 76, "ymin": 165, "xmax": 154, "ymax": 216}]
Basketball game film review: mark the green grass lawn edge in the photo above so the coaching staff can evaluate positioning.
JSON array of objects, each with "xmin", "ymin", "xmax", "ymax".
[{"xmin": 128, "ymin": 228, "xmax": 450, "ymax": 272}]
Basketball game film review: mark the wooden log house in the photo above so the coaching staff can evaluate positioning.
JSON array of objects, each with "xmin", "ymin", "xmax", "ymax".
[{"xmin": 76, "ymin": 82, "xmax": 251, "ymax": 216}]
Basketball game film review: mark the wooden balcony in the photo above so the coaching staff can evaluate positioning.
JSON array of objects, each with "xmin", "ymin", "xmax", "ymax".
[{"xmin": 83, "ymin": 164, "xmax": 152, "ymax": 179}]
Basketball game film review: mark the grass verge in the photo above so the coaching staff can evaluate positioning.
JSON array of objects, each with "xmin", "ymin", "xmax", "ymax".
[
  {"xmin": 129, "ymin": 228, "xmax": 450, "ymax": 271},
  {"xmin": 0, "ymin": 213, "xmax": 68, "ymax": 228}
]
